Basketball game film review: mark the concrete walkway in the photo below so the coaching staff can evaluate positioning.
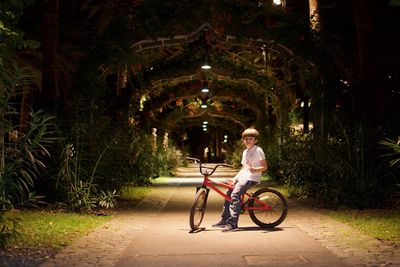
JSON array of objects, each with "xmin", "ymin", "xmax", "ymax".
[{"xmin": 40, "ymin": 178, "xmax": 400, "ymax": 267}]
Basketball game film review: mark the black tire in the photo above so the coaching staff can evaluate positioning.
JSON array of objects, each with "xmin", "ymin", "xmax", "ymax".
[
  {"xmin": 189, "ymin": 188, "xmax": 207, "ymax": 230},
  {"xmin": 248, "ymin": 187, "xmax": 288, "ymax": 228}
]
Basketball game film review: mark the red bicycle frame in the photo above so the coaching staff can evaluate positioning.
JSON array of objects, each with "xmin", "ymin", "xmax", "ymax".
[{"xmin": 201, "ymin": 174, "xmax": 272, "ymax": 211}]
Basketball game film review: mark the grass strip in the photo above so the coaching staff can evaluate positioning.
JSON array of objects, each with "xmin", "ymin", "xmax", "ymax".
[
  {"xmin": 120, "ymin": 186, "xmax": 152, "ymax": 201},
  {"xmin": 119, "ymin": 177, "xmax": 172, "ymax": 203},
  {"xmin": 5, "ymin": 210, "xmax": 111, "ymax": 250},
  {"xmin": 326, "ymin": 209, "xmax": 400, "ymax": 244},
  {"xmin": 152, "ymin": 176, "xmax": 172, "ymax": 184}
]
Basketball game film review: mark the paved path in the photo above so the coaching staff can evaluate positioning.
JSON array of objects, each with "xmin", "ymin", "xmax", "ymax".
[{"xmin": 40, "ymin": 178, "xmax": 400, "ymax": 267}]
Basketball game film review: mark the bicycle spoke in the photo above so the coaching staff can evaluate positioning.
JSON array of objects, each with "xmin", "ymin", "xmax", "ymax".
[{"xmin": 249, "ymin": 188, "xmax": 288, "ymax": 228}]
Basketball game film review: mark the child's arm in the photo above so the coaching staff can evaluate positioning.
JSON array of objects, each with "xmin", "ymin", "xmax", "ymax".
[{"xmin": 249, "ymin": 159, "xmax": 268, "ymax": 173}]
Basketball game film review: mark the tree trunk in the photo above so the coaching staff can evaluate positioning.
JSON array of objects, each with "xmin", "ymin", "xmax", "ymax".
[
  {"xmin": 41, "ymin": 0, "xmax": 59, "ymax": 111},
  {"xmin": 308, "ymin": 0, "xmax": 320, "ymax": 31},
  {"xmin": 303, "ymin": 96, "xmax": 309, "ymax": 133},
  {"xmin": 351, "ymin": 0, "xmax": 381, "ymax": 126},
  {"xmin": 352, "ymin": 0, "xmax": 383, "ymax": 163}
]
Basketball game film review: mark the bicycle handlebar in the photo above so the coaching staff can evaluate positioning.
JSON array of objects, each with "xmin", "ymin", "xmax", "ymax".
[{"xmin": 186, "ymin": 157, "xmax": 234, "ymax": 176}]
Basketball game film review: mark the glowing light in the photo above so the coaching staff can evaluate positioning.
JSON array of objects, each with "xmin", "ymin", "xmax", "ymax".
[
  {"xmin": 273, "ymin": 0, "xmax": 282, "ymax": 5},
  {"xmin": 201, "ymin": 104, "xmax": 207, "ymax": 109},
  {"xmin": 290, "ymin": 123, "xmax": 314, "ymax": 132},
  {"xmin": 203, "ymin": 121, "xmax": 208, "ymax": 125},
  {"xmin": 201, "ymin": 54, "xmax": 211, "ymax": 69}
]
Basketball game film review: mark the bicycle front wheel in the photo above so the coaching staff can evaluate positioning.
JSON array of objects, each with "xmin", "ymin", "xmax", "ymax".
[
  {"xmin": 189, "ymin": 188, "xmax": 208, "ymax": 230},
  {"xmin": 248, "ymin": 188, "xmax": 288, "ymax": 228}
]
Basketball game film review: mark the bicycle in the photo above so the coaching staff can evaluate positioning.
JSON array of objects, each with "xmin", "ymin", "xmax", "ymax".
[{"xmin": 187, "ymin": 157, "xmax": 288, "ymax": 231}]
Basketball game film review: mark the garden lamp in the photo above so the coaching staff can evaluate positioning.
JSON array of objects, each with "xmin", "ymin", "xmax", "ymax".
[{"xmin": 201, "ymin": 52, "xmax": 211, "ymax": 70}]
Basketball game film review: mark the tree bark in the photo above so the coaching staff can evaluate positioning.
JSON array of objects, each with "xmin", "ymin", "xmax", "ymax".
[
  {"xmin": 352, "ymin": 0, "xmax": 384, "ymax": 163},
  {"xmin": 308, "ymin": 0, "xmax": 320, "ymax": 31},
  {"xmin": 41, "ymin": 0, "xmax": 59, "ymax": 111},
  {"xmin": 351, "ymin": 0, "xmax": 381, "ymax": 126},
  {"xmin": 303, "ymin": 96, "xmax": 309, "ymax": 133}
]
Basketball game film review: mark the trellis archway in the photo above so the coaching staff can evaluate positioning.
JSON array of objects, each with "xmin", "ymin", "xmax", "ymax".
[
  {"xmin": 120, "ymin": 20, "xmax": 319, "ymax": 160},
  {"xmin": 92, "ymin": 1, "xmax": 320, "ymax": 160}
]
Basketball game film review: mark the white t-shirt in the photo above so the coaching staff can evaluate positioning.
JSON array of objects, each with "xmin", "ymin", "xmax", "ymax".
[{"xmin": 234, "ymin": 145, "xmax": 266, "ymax": 183}]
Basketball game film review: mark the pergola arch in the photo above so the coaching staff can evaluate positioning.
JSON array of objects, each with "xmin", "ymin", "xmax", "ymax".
[
  {"xmin": 147, "ymin": 71, "xmax": 277, "ymax": 99},
  {"xmin": 87, "ymin": 2, "xmax": 323, "ymax": 162},
  {"xmin": 142, "ymin": 95, "xmax": 261, "ymax": 131},
  {"xmin": 130, "ymin": 22, "xmax": 313, "ymax": 71},
  {"xmin": 141, "ymin": 70, "xmax": 280, "ymax": 112},
  {"xmin": 164, "ymin": 110, "xmax": 248, "ymax": 130},
  {"xmin": 123, "ymin": 19, "xmax": 319, "ymax": 154},
  {"xmin": 139, "ymin": 71, "xmax": 274, "ymax": 131}
]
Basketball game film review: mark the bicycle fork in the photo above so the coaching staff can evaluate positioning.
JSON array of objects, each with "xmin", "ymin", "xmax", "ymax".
[{"xmin": 195, "ymin": 186, "xmax": 210, "ymax": 206}]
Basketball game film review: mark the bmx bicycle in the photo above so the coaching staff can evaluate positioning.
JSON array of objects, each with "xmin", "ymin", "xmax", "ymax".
[{"xmin": 187, "ymin": 157, "xmax": 288, "ymax": 231}]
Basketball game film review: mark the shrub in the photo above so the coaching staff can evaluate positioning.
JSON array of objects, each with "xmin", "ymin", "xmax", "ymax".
[
  {"xmin": 157, "ymin": 141, "xmax": 184, "ymax": 176},
  {"xmin": 281, "ymin": 124, "xmax": 397, "ymax": 208},
  {"xmin": 0, "ymin": 199, "xmax": 20, "ymax": 249},
  {"xmin": 379, "ymin": 137, "xmax": 400, "ymax": 203},
  {"xmin": 225, "ymin": 139, "xmax": 244, "ymax": 168},
  {"xmin": 0, "ymin": 110, "xmax": 56, "ymax": 205},
  {"xmin": 380, "ymin": 137, "xmax": 400, "ymax": 168}
]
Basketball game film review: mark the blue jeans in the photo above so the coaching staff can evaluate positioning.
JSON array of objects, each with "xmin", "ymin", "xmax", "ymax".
[{"xmin": 220, "ymin": 180, "xmax": 257, "ymax": 227}]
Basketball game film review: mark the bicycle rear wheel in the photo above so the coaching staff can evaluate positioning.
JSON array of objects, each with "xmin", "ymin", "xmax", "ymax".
[
  {"xmin": 189, "ymin": 188, "xmax": 208, "ymax": 230},
  {"xmin": 248, "ymin": 188, "xmax": 288, "ymax": 228}
]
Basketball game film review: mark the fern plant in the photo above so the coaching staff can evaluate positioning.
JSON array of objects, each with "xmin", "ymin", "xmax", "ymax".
[
  {"xmin": 379, "ymin": 137, "xmax": 400, "ymax": 168},
  {"xmin": 379, "ymin": 137, "xmax": 400, "ymax": 203},
  {"xmin": 0, "ymin": 62, "xmax": 55, "ymax": 247},
  {"xmin": 1, "ymin": 110, "xmax": 56, "ymax": 204}
]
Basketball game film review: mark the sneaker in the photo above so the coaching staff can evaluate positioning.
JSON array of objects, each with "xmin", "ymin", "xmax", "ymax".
[
  {"xmin": 222, "ymin": 224, "xmax": 239, "ymax": 232},
  {"xmin": 212, "ymin": 221, "xmax": 226, "ymax": 228}
]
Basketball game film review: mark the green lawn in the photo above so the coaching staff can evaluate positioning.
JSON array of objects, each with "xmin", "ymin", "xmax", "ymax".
[
  {"xmin": 3, "ymin": 184, "xmax": 154, "ymax": 251},
  {"xmin": 5, "ymin": 210, "xmax": 112, "ymax": 249},
  {"xmin": 120, "ymin": 186, "xmax": 152, "ymax": 201},
  {"xmin": 326, "ymin": 209, "xmax": 400, "ymax": 244},
  {"xmin": 260, "ymin": 177, "xmax": 400, "ymax": 246}
]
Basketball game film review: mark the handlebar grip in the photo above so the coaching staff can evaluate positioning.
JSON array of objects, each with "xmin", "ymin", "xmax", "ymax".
[{"xmin": 222, "ymin": 163, "xmax": 234, "ymax": 168}]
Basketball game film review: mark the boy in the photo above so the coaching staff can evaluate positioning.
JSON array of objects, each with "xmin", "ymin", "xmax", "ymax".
[{"xmin": 213, "ymin": 128, "xmax": 268, "ymax": 232}]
